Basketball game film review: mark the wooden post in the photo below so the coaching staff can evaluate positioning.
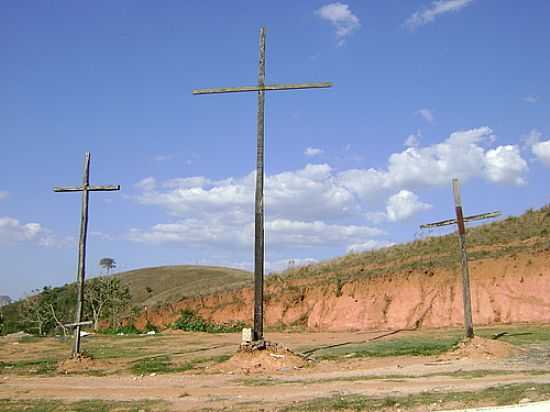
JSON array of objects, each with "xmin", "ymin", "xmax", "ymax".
[
  {"xmin": 73, "ymin": 153, "xmax": 91, "ymax": 355},
  {"xmin": 452, "ymin": 178, "xmax": 475, "ymax": 339},
  {"xmin": 254, "ymin": 27, "xmax": 266, "ymax": 342},
  {"xmin": 53, "ymin": 152, "xmax": 120, "ymax": 357},
  {"xmin": 192, "ymin": 27, "xmax": 332, "ymax": 343}
]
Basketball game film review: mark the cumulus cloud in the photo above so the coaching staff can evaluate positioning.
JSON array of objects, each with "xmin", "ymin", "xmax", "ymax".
[
  {"xmin": 0, "ymin": 217, "xmax": 42, "ymax": 244},
  {"xmin": 417, "ymin": 109, "xmax": 434, "ymax": 124},
  {"xmin": 305, "ymin": 147, "xmax": 323, "ymax": 157},
  {"xmin": 406, "ymin": 0, "xmax": 474, "ymax": 30},
  {"xmin": 0, "ymin": 216, "xmax": 73, "ymax": 247},
  {"xmin": 404, "ymin": 130, "xmax": 422, "ymax": 148},
  {"xmin": 522, "ymin": 129, "xmax": 550, "ymax": 167},
  {"xmin": 130, "ymin": 127, "xmax": 527, "ymax": 254},
  {"xmin": 386, "ymin": 191, "xmax": 432, "ymax": 222},
  {"xmin": 316, "ymin": 2, "xmax": 360, "ymax": 46}
]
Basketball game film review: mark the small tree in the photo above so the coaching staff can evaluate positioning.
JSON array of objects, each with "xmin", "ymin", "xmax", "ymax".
[
  {"xmin": 85, "ymin": 276, "xmax": 131, "ymax": 330},
  {"xmin": 99, "ymin": 257, "xmax": 116, "ymax": 275}
]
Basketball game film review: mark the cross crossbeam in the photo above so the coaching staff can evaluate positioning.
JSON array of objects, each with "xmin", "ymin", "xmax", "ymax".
[
  {"xmin": 53, "ymin": 185, "xmax": 120, "ymax": 192},
  {"xmin": 193, "ymin": 27, "xmax": 332, "ymax": 342},
  {"xmin": 420, "ymin": 178, "xmax": 500, "ymax": 339},
  {"xmin": 193, "ymin": 82, "xmax": 332, "ymax": 95},
  {"xmin": 53, "ymin": 152, "xmax": 120, "ymax": 357},
  {"xmin": 420, "ymin": 211, "xmax": 501, "ymax": 229}
]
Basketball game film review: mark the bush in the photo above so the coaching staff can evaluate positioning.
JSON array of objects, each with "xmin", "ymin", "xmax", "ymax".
[
  {"xmin": 172, "ymin": 309, "xmax": 246, "ymax": 333},
  {"xmin": 99, "ymin": 325, "xmax": 142, "ymax": 335}
]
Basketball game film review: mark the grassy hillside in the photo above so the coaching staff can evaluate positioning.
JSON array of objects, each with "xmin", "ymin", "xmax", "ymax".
[
  {"xmin": 115, "ymin": 265, "xmax": 252, "ymax": 307},
  {"xmin": 272, "ymin": 205, "xmax": 550, "ymax": 285}
]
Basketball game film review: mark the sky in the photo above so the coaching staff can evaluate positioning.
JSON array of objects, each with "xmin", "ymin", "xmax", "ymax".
[{"xmin": 1, "ymin": 0, "xmax": 549, "ymax": 299}]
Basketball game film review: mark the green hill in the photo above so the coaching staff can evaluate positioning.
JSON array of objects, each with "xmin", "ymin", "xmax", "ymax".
[{"xmin": 115, "ymin": 265, "xmax": 252, "ymax": 307}]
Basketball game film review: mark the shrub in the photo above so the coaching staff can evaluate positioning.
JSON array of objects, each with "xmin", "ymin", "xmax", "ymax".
[{"xmin": 172, "ymin": 309, "xmax": 246, "ymax": 333}]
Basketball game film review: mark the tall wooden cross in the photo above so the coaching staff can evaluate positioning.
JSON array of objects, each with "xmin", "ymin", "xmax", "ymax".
[
  {"xmin": 53, "ymin": 152, "xmax": 120, "ymax": 356},
  {"xmin": 420, "ymin": 178, "xmax": 500, "ymax": 338},
  {"xmin": 192, "ymin": 27, "xmax": 332, "ymax": 342}
]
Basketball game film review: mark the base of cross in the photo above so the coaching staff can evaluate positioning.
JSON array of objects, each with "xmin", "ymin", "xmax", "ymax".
[{"xmin": 239, "ymin": 339, "xmax": 270, "ymax": 352}]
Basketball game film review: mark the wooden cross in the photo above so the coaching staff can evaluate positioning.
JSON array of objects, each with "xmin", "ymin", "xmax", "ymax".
[
  {"xmin": 193, "ymin": 27, "xmax": 332, "ymax": 342},
  {"xmin": 53, "ymin": 152, "xmax": 120, "ymax": 356},
  {"xmin": 420, "ymin": 178, "xmax": 500, "ymax": 338}
]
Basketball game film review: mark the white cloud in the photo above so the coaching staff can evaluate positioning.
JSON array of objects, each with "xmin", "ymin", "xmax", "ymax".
[
  {"xmin": 346, "ymin": 240, "xmax": 395, "ymax": 254},
  {"xmin": 532, "ymin": 141, "xmax": 550, "ymax": 167},
  {"xmin": 522, "ymin": 129, "xmax": 550, "ymax": 167},
  {"xmin": 0, "ymin": 217, "xmax": 42, "ymax": 244},
  {"xmin": 417, "ymin": 109, "xmax": 434, "ymax": 124},
  {"xmin": 153, "ymin": 154, "xmax": 174, "ymax": 162},
  {"xmin": 386, "ymin": 190, "xmax": 432, "ymax": 222},
  {"xmin": 0, "ymin": 191, "xmax": 8, "ymax": 201},
  {"xmin": 406, "ymin": 0, "xmax": 474, "ymax": 30},
  {"xmin": 523, "ymin": 96, "xmax": 539, "ymax": 104},
  {"xmin": 404, "ymin": 130, "xmax": 421, "ymax": 148},
  {"xmin": 305, "ymin": 147, "xmax": 323, "ymax": 157},
  {"xmin": 130, "ymin": 126, "xmax": 528, "ymax": 254},
  {"xmin": 135, "ymin": 177, "xmax": 156, "ymax": 192},
  {"xmin": 316, "ymin": 3, "xmax": 360, "ymax": 46}
]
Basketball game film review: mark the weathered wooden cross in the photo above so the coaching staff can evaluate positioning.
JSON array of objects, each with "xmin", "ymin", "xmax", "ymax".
[
  {"xmin": 53, "ymin": 152, "xmax": 120, "ymax": 356},
  {"xmin": 420, "ymin": 178, "xmax": 500, "ymax": 338},
  {"xmin": 192, "ymin": 27, "xmax": 332, "ymax": 342}
]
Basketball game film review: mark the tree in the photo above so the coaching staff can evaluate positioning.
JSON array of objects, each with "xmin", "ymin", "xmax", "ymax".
[
  {"xmin": 99, "ymin": 257, "xmax": 116, "ymax": 275},
  {"xmin": 85, "ymin": 276, "xmax": 131, "ymax": 330}
]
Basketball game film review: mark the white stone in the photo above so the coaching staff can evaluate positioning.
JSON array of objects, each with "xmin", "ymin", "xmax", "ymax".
[{"xmin": 241, "ymin": 328, "xmax": 252, "ymax": 343}]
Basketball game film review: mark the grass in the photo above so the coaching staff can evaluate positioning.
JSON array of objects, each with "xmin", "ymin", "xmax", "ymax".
[
  {"xmin": 0, "ymin": 399, "xmax": 169, "ymax": 412},
  {"xmin": 279, "ymin": 205, "xmax": 550, "ymax": 284},
  {"xmin": 0, "ymin": 358, "xmax": 58, "ymax": 375},
  {"xmin": 130, "ymin": 354, "xmax": 231, "ymax": 375},
  {"xmin": 314, "ymin": 335, "xmax": 462, "ymax": 360},
  {"xmin": 282, "ymin": 383, "xmax": 550, "ymax": 411}
]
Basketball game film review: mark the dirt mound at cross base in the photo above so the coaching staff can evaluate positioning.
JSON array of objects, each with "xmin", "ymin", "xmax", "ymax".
[
  {"xmin": 220, "ymin": 342, "xmax": 308, "ymax": 374},
  {"xmin": 445, "ymin": 336, "xmax": 516, "ymax": 360},
  {"xmin": 57, "ymin": 355, "xmax": 110, "ymax": 374}
]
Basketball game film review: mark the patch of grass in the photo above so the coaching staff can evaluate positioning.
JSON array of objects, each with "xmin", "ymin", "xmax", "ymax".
[
  {"xmin": 477, "ymin": 325, "xmax": 550, "ymax": 345},
  {"xmin": 130, "ymin": 356, "xmax": 172, "ymax": 375},
  {"xmin": 315, "ymin": 336, "xmax": 461, "ymax": 360},
  {"xmin": 282, "ymin": 383, "xmax": 550, "ymax": 411},
  {"xmin": 0, "ymin": 358, "xmax": 58, "ymax": 375},
  {"xmin": 0, "ymin": 398, "xmax": 169, "ymax": 411},
  {"xmin": 171, "ymin": 309, "xmax": 247, "ymax": 333}
]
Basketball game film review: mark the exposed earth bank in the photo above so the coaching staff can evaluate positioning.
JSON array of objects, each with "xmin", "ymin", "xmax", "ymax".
[{"xmin": 137, "ymin": 249, "xmax": 550, "ymax": 332}]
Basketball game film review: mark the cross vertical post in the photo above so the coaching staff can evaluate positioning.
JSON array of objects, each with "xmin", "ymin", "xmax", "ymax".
[
  {"xmin": 53, "ymin": 152, "xmax": 120, "ymax": 356},
  {"xmin": 74, "ymin": 152, "xmax": 90, "ymax": 355},
  {"xmin": 420, "ymin": 178, "xmax": 501, "ymax": 339},
  {"xmin": 452, "ymin": 178, "xmax": 474, "ymax": 338},
  {"xmin": 192, "ymin": 27, "xmax": 332, "ymax": 343},
  {"xmin": 254, "ymin": 27, "xmax": 266, "ymax": 341}
]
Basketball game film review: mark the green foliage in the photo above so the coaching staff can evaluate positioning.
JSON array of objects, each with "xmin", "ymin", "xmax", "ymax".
[
  {"xmin": 98, "ymin": 325, "xmax": 142, "ymax": 335},
  {"xmin": 172, "ymin": 309, "xmax": 246, "ymax": 333},
  {"xmin": 316, "ymin": 336, "xmax": 461, "ymax": 360},
  {"xmin": 0, "ymin": 358, "xmax": 58, "ymax": 375}
]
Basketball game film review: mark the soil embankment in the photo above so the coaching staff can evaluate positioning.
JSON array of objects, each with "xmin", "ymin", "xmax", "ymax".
[{"xmin": 137, "ymin": 250, "xmax": 550, "ymax": 332}]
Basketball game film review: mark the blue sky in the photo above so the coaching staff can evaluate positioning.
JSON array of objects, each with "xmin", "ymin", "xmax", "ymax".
[{"xmin": 1, "ymin": 1, "xmax": 549, "ymax": 298}]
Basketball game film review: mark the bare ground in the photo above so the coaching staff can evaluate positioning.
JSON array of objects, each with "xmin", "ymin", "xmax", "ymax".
[{"xmin": 1, "ymin": 328, "xmax": 550, "ymax": 411}]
